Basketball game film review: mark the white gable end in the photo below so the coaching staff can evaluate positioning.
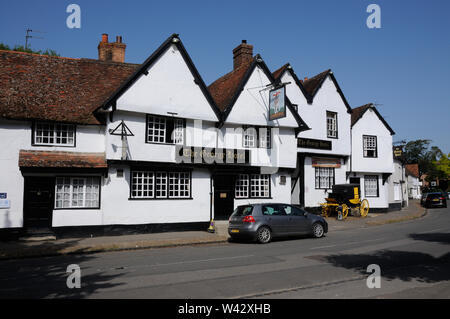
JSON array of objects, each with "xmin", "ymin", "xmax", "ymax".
[
  {"xmin": 226, "ymin": 66, "xmax": 299, "ymax": 127},
  {"xmin": 116, "ymin": 44, "xmax": 217, "ymax": 121}
]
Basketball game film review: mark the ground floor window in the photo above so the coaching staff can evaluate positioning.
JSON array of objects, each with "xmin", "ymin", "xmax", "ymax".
[
  {"xmin": 131, "ymin": 170, "xmax": 191, "ymax": 199},
  {"xmin": 235, "ymin": 174, "xmax": 270, "ymax": 198},
  {"xmin": 55, "ymin": 177, "xmax": 100, "ymax": 209},
  {"xmin": 364, "ymin": 175, "xmax": 379, "ymax": 197},
  {"xmin": 315, "ymin": 167, "xmax": 335, "ymax": 189}
]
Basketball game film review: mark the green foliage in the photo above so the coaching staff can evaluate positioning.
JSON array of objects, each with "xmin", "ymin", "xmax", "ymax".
[
  {"xmin": 403, "ymin": 140, "xmax": 448, "ymax": 188},
  {"xmin": 0, "ymin": 42, "xmax": 59, "ymax": 56}
]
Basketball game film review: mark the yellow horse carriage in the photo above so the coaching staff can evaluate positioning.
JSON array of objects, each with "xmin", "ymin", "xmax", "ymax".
[{"xmin": 320, "ymin": 184, "xmax": 369, "ymax": 219}]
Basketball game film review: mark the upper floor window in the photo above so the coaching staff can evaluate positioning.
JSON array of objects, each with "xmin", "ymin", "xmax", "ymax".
[
  {"xmin": 326, "ymin": 111, "xmax": 338, "ymax": 138},
  {"xmin": 242, "ymin": 127, "xmax": 271, "ymax": 149},
  {"xmin": 146, "ymin": 115, "xmax": 185, "ymax": 145},
  {"xmin": 363, "ymin": 135, "xmax": 378, "ymax": 158},
  {"xmin": 33, "ymin": 122, "xmax": 75, "ymax": 147}
]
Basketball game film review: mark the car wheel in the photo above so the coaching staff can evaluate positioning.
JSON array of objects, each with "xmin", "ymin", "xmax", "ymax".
[
  {"xmin": 256, "ymin": 226, "xmax": 272, "ymax": 244},
  {"xmin": 312, "ymin": 223, "xmax": 325, "ymax": 238}
]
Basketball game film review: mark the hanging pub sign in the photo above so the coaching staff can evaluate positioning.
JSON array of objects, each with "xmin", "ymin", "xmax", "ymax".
[
  {"xmin": 393, "ymin": 146, "xmax": 404, "ymax": 159},
  {"xmin": 269, "ymin": 85, "xmax": 286, "ymax": 121}
]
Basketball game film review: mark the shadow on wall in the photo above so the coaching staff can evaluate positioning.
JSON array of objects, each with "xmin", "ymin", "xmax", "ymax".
[{"xmin": 0, "ymin": 239, "xmax": 127, "ymax": 298}]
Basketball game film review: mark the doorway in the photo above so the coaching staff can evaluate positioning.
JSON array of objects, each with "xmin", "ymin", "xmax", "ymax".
[
  {"xmin": 213, "ymin": 174, "xmax": 236, "ymax": 220},
  {"xmin": 23, "ymin": 177, "xmax": 55, "ymax": 229}
]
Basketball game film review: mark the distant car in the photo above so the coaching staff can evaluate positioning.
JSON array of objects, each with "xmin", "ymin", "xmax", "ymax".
[
  {"xmin": 424, "ymin": 192, "xmax": 447, "ymax": 208},
  {"xmin": 228, "ymin": 203, "xmax": 328, "ymax": 244},
  {"xmin": 420, "ymin": 193, "xmax": 429, "ymax": 206}
]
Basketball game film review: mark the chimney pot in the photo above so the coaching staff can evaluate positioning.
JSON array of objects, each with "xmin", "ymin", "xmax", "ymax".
[
  {"xmin": 98, "ymin": 33, "xmax": 126, "ymax": 63},
  {"xmin": 233, "ymin": 41, "xmax": 253, "ymax": 70},
  {"xmin": 304, "ymin": 77, "xmax": 308, "ymax": 81}
]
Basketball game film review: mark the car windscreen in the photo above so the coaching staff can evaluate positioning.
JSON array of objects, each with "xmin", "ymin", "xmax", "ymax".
[{"xmin": 232, "ymin": 205, "xmax": 254, "ymax": 216}]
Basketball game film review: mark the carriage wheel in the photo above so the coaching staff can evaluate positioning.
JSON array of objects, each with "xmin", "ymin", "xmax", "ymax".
[
  {"xmin": 342, "ymin": 204, "xmax": 349, "ymax": 219},
  {"xmin": 360, "ymin": 199, "xmax": 369, "ymax": 217}
]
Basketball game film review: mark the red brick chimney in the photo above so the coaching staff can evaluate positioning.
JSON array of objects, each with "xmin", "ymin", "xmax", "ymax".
[
  {"xmin": 232, "ymin": 40, "xmax": 253, "ymax": 70},
  {"xmin": 98, "ymin": 33, "xmax": 126, "ymax": 63}
]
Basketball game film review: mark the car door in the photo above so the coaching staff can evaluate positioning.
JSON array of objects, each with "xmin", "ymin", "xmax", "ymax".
[
  {"xmin": 287, "ymin": 205, "xmax": 310, "ymax": 234},
  {"xmin": 261, "ymin": 204, "xmax": 288, "ymax": 235}
]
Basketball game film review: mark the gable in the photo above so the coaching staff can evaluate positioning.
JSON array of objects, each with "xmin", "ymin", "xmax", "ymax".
[
  {"xmin": 354, "ymin": 108, "xmax": 392, "ymax": 136},
  {"xmin": 226, "ymin": 65, "xmax": 299, "ymax": 127},
  {"xmin": 116, "ymin": 43, "xmax": 218, "ymax": 121},
  {"xmin": 311, "ymin": 76, "xmax": 351, "ymax": 114}
]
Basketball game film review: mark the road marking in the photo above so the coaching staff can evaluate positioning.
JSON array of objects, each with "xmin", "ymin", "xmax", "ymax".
[
  {"xmin": 98, "ymin": 255, "xmax": 255, "ymax": 272},
  {"xmin": 309, "ymin": 238, "xmax": 384, "ymax": 250}
]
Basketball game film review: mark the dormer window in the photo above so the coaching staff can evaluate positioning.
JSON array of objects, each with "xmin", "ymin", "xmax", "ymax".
[
  {"xmin": 33, "ymin": 122, "xmax": 75, "ymax": 147},
  {"xmin": 146, "ymin": 115, "xmax": 185, "ymax": 145},
  {"xmin": 326, "ymin": 111, "xmax": 338, "ymax": 138}
]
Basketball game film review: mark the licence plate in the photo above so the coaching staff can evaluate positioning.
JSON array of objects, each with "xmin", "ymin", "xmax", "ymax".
[
  {"xmin": 230, "ymin": 229, "xmax": 240, "ymax": 233},
  {"xmin": 433, "ymin": 199, "xmax": 439, "ymax": 202}
]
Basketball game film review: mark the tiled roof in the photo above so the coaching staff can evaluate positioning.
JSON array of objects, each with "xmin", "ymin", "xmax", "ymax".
[
  {"xmin": 405, "ymin": 164, "xmax": 420, "ymax": 178},
  {"xmin": 351, "ymin": 104, "xmax": 372, "ymax": 126},
  {"xmin": 272, "ymin": 63, "xmax": 290, "ymax": 81},
  {"xmin": 302, "ymin": 69, "xmax": 331, "ymax": 97},
  {"xmin": 19, "ymin": 150, "xmax": 107, "ymax": 168},
  {"xmin": 351, "ymin": 103, "xmax": 395, "ymax": 135},
  {"xmin": 208, "ymin": 58, "xmax": 254, "ymax": 112},
  {"xmin": 0, "ymin": 50, "xmax": 138, "ymax": 125}
]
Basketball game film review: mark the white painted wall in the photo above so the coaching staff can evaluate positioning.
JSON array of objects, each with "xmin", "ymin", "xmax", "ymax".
[
  {"xmin": 303, "ymin": 156, "xmax": 349, "ymax": 208},
  {"xmin": 351, "ymin": 108, "xmax": 394, "ymax": 173},
  {"xmin": 353, "ymin": 173, "xmax": 389, "ymax": 209},
  {"xmin": 0, "ymin": 119, "xmax": 105, "ymax": 229},
  {"xmin": 52, "ymin": 166, "xmax": 211, "ymax": 227},
  {"xmin": 116, "ymin": 44, "xmax": 218, "ymax": 122},
  {"xmin": 226, "ymin": 65, "xmax": 299, "ymax": 128},
  {"xmin": 388, "ymin": 159, "xmax": 408, "ymax": 207},
  {"xmin": 281, "ymin": 72, "xmax": 352, "ymax": 157},
  {"xmin": 233, "ymin": 172, "xmax": 292, "ymax": 208}
]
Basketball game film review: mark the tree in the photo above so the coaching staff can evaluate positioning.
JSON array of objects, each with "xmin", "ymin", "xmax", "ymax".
[{"xmin": 0, "ymin": 42, "xmax": 59, "ymax": 57}]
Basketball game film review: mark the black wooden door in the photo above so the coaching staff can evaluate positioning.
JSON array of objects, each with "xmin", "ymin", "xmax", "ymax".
[
  {"xmin": 213, "ymin": 175, "xmax": 236, "ymax": 220},
  {"xmin": 24, "ymin": 177, "xmax": 55, "ymax": 228}
]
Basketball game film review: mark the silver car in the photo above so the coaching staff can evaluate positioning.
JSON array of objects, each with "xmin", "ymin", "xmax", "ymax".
[{"xmin": 228, "ymin": 203, "xmax": 328, "ymax": 244}]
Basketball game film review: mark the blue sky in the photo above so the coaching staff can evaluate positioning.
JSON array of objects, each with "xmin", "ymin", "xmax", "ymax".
[{"xmin": 1, "ymin": 0, "xmax": 449, "ymax": 153}]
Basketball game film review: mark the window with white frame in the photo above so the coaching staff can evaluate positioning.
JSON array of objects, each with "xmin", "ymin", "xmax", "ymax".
[
  {"xmin": 258, "ymin": 127, "xmax": 271, "ymax": 149},
  {"xmin": 363, "ymin": 135, "xmax": 378, "ymax": 157},
  {"xmin": 250, "ymin": 174, "xmax": 270, "ymax": 198},
  {"xmin": 147, "ymin": 116, "xmax": 166, "ymax": 143},
  {"xmin": 235, "ymin": 174, "xmax": 249, "ymax": 198},
  {"xmin": 146, "ymin": 115, "xmax": 185, "ymax": 144},
  {"xmin": 131, "ymin": 170, "xmax": 191, "ymax": 199},
  {"xmin": 364, "ymin": 175, "xmax": 379, "ymax": 197},
  {"xmin": 173, "ymin": 119, "xmax": 185, "ymax": 145},
  {"xmin": 34, "ymin": 122, "xmax": 75, "ymax": 146},
  {"xmin": 315, "ymin": 167, "xmax": 335, "ymax": 189},
  {"xmin": 243, "ymin": 127, "xmax": 271, "ymax": 149},
  {"xmin": 55, "ymin": 177, "xmax": 100, "ymax": 209},
  {"xmin": 326, "ymin": 111, "xmax": 338, "ymax": 138},
  {"xmin": 235, "ymin": 174, "xmax": 270, "ymax": 198},
  {"xmin": 169, "ymin": 172, "xmax": 190, "ymax": 198},
  {"xmin": 243, "ymin": 127, "xmax": 257, "ymax": 148}
]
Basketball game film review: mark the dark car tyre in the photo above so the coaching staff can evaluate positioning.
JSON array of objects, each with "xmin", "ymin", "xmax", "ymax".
[
  {"xmin": 256, "ymin": 226, "xmax": 272, "ymax": 244},
  {"xmin": 312, "ymin": 223, "xmax": 325, "ymax": 238}
]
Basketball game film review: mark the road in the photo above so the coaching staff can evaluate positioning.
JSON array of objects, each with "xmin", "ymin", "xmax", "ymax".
[{"xmin": 0, "ymin": 206, "xmax": 449, "ymax": 299}]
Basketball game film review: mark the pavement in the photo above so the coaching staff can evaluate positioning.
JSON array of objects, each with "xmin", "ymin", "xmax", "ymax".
[{"xmin": 0, "ymin": 200, "xmax": 426, "ymax": 260}]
